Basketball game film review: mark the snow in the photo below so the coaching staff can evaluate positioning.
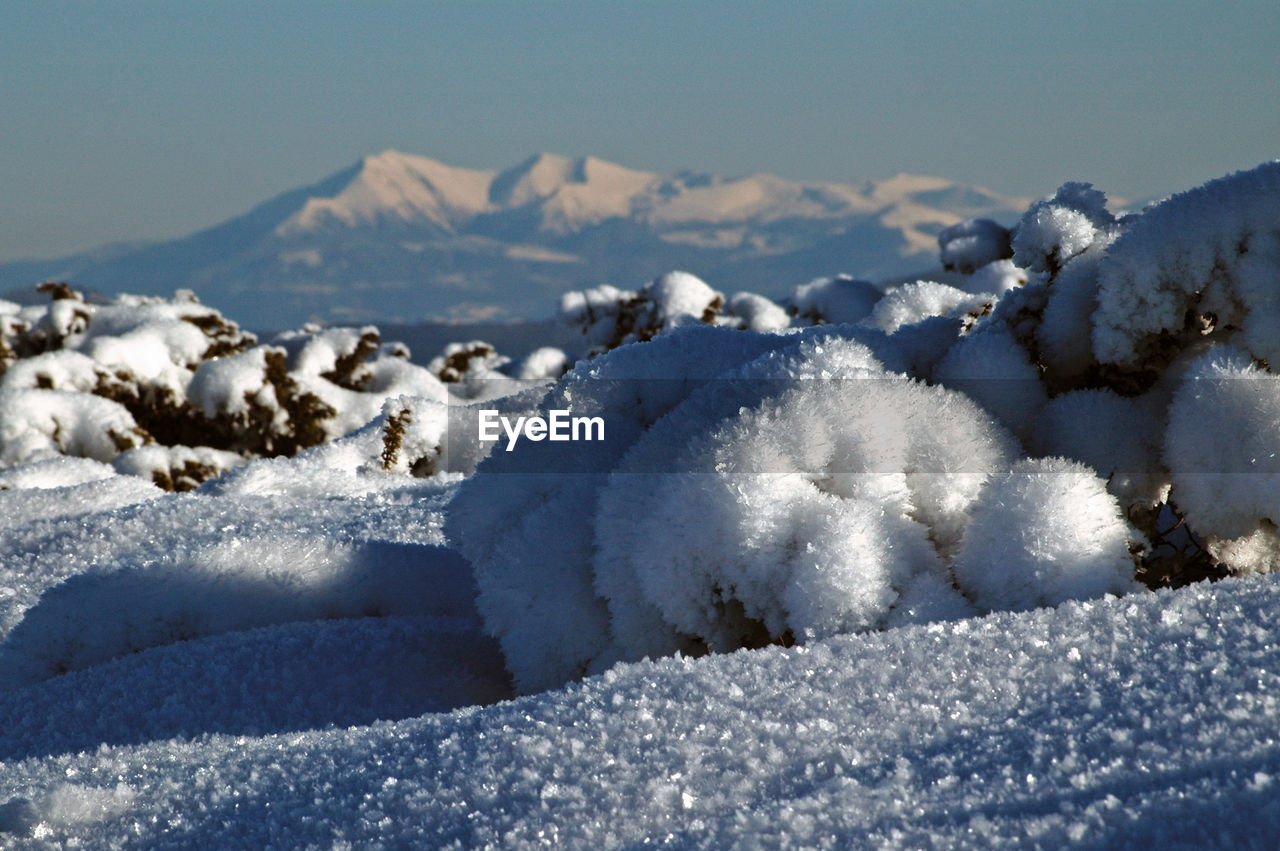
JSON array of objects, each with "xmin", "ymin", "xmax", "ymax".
[
  {"xmin": 188, "ymin": 346, "xmax": 283, "ymax": 419},
  {"xmin": 1165, "ymin": 346, "xmax": 1280, "ymax": 553},
  {"xmin": 788, "ymin": 274, "xmax": 883, "ymax": 325},
  {"xmin": 952, "ymin": 457, "xmax": 1142, "ymax": 612},
  {"xmin": 0, "ymin": 388, "xmax": 145, "ymax": 466},
  {"xmin": 2, "ymin": 160, "xmax": 1280, "ymax": 846},
  {"xmin": 963, "ymin": 257, "xmax": 1028, "ymax": 296},
  {"xmin": 938, "ymin": 217, "xmax": 1012, "ymax": 274},
  {"xmin": 0, "ymin": 535, "xmax": 480, "ymax": 688},
  {"xmin": 448, "ymin": 324, "xmax": 798, "ymax": 693},
  {"xmin": 1032, "ymin": 387, "xmax": 1170, "ymax": 510},
  {"xmin": 507, "ymin": 345, "xmax": 572, "ymax": 380},
  {"xmin": 3, "ymin": 557, "xmax": 1280, "ymax": 846},
  {"xmin": 722, "ymin": 291, "xmax": 792, "ymax": 332},
  {"xmin": 860, "ymin": 280, "xmax": 993, "ymax": 334},
  {"xmin": 558, "ymin": 270, "xmax": 727, "ymax": 358},
  {"xmin": 1011, "ymin": 181, "xmax": 1117, "ymax": 275},
  {"xmin": 277, "ymin": 150, "xmax": 496, "ymax": 234},
  {"xmin": 933, "ymin": 324, "xmax": 1048, "ymax": 445},
  {"xmin": 1092, "ymin": 161, "xmax": 1280, "ymax": 368},
  {"xmin": 597, "ymin": 362, "xmax": 1001, "ymax": 653},
  {"xmin": 1035, "ymin": 242, "xmax": 1112, "ymax": 384},
  {"xmin": 0, "ymin": 349, "xmax": 102, "ymax": 393}
]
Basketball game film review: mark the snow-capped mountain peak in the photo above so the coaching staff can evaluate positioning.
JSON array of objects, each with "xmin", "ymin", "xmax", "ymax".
[
  {"xmin": 487, "ymin": 153, "xmax": 660, "ymax": 228},
  {"xmin": 276, "ymin": 149, "xmax": 495, "ymax": 235}
]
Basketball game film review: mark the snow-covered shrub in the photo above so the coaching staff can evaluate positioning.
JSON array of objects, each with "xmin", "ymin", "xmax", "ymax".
[
  {"xmin": 1011, "ymin": 182, "xmax": 1117, "ymax": 277},
  {"xmin": 271, "ymin": 328, "xmax": 450, "ymax": 439},
  {"xmin": 187, "ymin": 345, "xmax": 336, "ymax": 456},
  {"xmin": 18, "ymin": 283, "xmax": 93, "ymax": 352},
  {"xmin": 559, "ymin": 271, "xmax": 724, "ymax": 356},
  {"xmin": 936, "ymin": 185, "xmax": 1123, "ymax": 396},
  {"xmin": 594, "ymin": 349, "xmax": 1013, "ymax": 660},
  {"xmin": 788, "ymin": 275, "xmax": 883, "ymax": 325},
  {"xmin": 505, "ymin": 346, "xmax": 572, "ymax": 381},
  {"xmin": 937, "ymin": 162, "xmax": 1280, "ymax": 586},
  {"xmin": 0, "ymin": 389, "xmax": 147, "ymax": 467},
  {"xmin": 939, "ymin": 218, "xmax": 1013, "ymax": 274},
  {"xmin": 643, "ymin": 269, "xmax": 725, "ymax": 326},
  {"xmin": 422, "ymin": 339, "xmax": 533, "ymax": 404},
  {"xmin": 861, "ymin": 280, "xmax": 994, "ymax": 334},
  {"xmin": 952, "ymin": 457, "xmax": 1143, "ymax": 612},
  {"xmin": 933, "ymin": 323, "xmax": 1048, "ymax": 445},
  {"xmin": 447, "ymin": 325, "xmax": 813, "ymax": 691},
  {"xmin": 0, "ymin": 349, "xmax": 103, "ymax": 393},
  {"xmin": 1163, "ymin": 347, "xmax": 1280, "ymax": 571},
  {"xmin": 1092, "ymin": 161, "xmax": 1280, "ymax": 373},
  {"xmin": 428, "ymin": 340, "xmax": 507, "ymax": 384},
  {"xmin": 374, "ymin": 389, "xmax": 545, "ymax": 480},
  {"xmin": 110, "ymin": 445, "xmax": 247, "ymax": 492},
  {"xmin": 377, "ymin": 396, "xmax": 447, "ymax": 477},
  {"xmin": 0, "ymin": 299, "xmax": 25, "ymax": 365},
  {"xmin": 589, "ymin": 336, "xmax": 896, "ymax": 664},
  {"xmin": 0, "ymin": 287, "xmax": 476, "ymax": 491},
  {"xmin": 963, "ymin": 259, "xmax": 1028, "ymax": 297},
  {"xmin": 1031, "ymin": 388, "xmax": 1169, "ymax": 512},
  {"xmin": 720, "ymin": 291, "xmax": 792, "ymax": 332},
  {"xmin": 450, "ymin": 324, "xmax": 1021, "ymax": 692},
  {"xmin": 1033, "ymin": 243, "xmax": 1113, "ymax": 387},
  {"xmin": 274, "ymin": 325, "xmax": 384, "ymax": 388}
]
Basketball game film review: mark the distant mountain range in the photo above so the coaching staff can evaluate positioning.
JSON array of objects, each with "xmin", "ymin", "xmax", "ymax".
[{"xmin": 1, "ymin": 150, "xmax": 1030, "ymax": 329}]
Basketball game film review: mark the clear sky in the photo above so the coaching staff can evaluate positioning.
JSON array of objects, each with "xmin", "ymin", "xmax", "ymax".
[{"xmin": 1, "ymin": 0, "xmax": 1277, "ymax": 263}]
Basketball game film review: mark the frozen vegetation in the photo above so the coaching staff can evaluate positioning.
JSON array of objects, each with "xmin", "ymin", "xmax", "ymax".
[{"xmin": 1, "ymin": 161, "xmax": 1280, "ymax": 845}]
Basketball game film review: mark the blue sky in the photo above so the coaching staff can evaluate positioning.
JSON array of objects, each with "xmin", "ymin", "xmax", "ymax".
[{"xmin": 1, "ymin": 0, "xmax": 1276, "ymax": 262}]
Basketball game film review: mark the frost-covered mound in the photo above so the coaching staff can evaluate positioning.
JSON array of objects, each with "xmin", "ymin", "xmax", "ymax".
[
  {"xmin": 449, "ymin": 320, "xmax": 1149, "ymax": 693},
  {"xmin": 0, "ymin": 452, "xmax": 480, "ymax": 687},
  {"xmin": 447, "ymin": 324, "xmax": 803, "ymax": 692},
  {"xmin": 938, "ymin": 217, "xmax": 1014, "ymax": 273},
  {"xmin": 1092, "ymin": 161, "xmax": 1280, "ymax": 370},
  {"xmin": 953, "ymin": 457, "xmax": 1142, "ymax": 610},
  {"xmin": 558, "ymin": 270, "xmax": 731, "ymax": 356},
  {"xmin": 787, "ymin": 274, "xmax": 883, "ymax": 324},
  {"xmin": 958, "ymin": 160, "xmax": 1280, "ymax": 577},
  {"xmin": 593, "ymin": 342, "xmax": 1012, "ymax": 659}
]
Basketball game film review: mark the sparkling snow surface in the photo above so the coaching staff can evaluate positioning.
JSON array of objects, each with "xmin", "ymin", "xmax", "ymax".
[{"xmin": 2, "ymin": 487, "xmax": 1280, "ymax": 848}]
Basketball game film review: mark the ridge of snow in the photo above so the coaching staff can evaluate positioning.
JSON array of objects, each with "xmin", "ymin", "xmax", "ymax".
[
  {"xmin": 498, "ymin": 153, "xmax": 662, "ymax": 231},
  {"xmin": 271, "ymin": 151, "xmax": 1027, "ymax": 240}
]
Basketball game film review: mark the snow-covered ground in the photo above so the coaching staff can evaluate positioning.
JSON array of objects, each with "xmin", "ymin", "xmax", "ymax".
[
  {"xmin": 2, "ymin": 475, "xmax": 1279, "ymax": 847},
  {"xmin": 2, "ymin": 162, "xmax": 1280, "ymax": 846},
  {"xmin": 3, "ymin": 464, "xmax": 1280, "ymax": 848}
]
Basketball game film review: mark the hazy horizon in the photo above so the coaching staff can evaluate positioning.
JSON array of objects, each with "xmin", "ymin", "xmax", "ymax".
[{"xmin": 3, "ymin": 0, "xmax": 1277, "ymax": 264}]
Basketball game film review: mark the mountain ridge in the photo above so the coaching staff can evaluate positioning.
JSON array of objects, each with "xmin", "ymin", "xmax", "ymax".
[{"xmin": 2, "ymin": 150, "xmax": 1030, "ymax": 328}]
